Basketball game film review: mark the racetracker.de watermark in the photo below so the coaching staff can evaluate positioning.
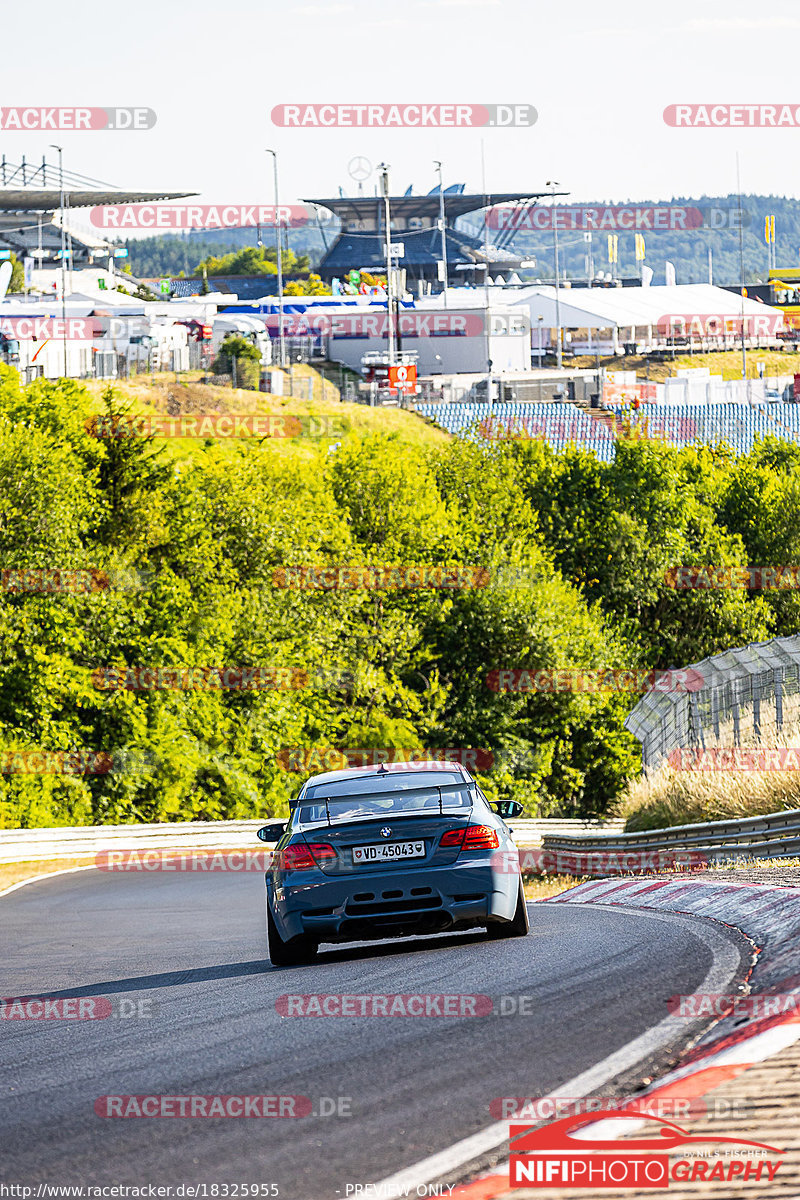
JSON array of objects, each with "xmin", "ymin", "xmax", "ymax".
[
  {"xmin": 271, "ymin": 565, "xmax": 489, "ymax": 590},
  {"xmin": 487, "ymin": 203, "xmax": 748, "ymax": 231},
  {"xmin": 0, "ymin": 750, "xmax": 112, "ymax": 774},
  {"xmin": 491, "ymin": 1095, "xmax": 752, "ymax": 1120},
  {"xmin": 0, "ymin": 317, "xmax": 139, "ymax": 341},
  {"xmin": 94, "ymin": 1095, "xmax": 334, "ymax": 1118},
  {"xmin": 276, "ymin": 994, "xmax": 493, "ymax": 1017},
  {"xmin": 668, "ymin": 992, "xmax": 800, "ymax": 1018},
  {"xmin": 91, "ymin": 666, "xmax": 309, "ymax": 691},
  {"xmin": 96, "ymin": 850, "xmax": 276, "ymax": 872},
  {"xmin": 271, "ymin": 103, "xmax": 536, "ymax": 127},
  {"xmin": 486, "ymin": 667, "xmax": 704, "ymax": 693},
  {"xmin": 665, "ymin": 565, "xmax": 800, "ymax": 590},
  {"xmin": 488, "ymin": 205, "xmax": 702, "ymax": 231},
  {"xmin": 86, "ymin": 414, "xmax": 347, "ymax": 440},
  {"xmin": 276, "ymin": 748, "xmax": 494, "ymax": 772},
  {"xmin": 0, "ymin": 107, "xmax": 156, "ymax": 130},
  {"xmin": 667, "ymin": 748, "xmax": 800, "ymax": 771},
  {"xmin": 263, "ymin": 312, "xmax": 493, "ymax": 338},
  {"xmin": 92, "ymin": 664, "xmax": 359, "ymax": 693},
  {"xmin": 657, "ymin": 314, "xmax": 784, "ymax": 338},
  {"xmin": 89, "ymin": 204, "xmax": 316, "ymax": 230},
  {"xmin": 1, "ymin": 996, "xmax": 155, "ymax": 1019},
  {"xmin": 664, "ymin": 103, "xmax": 800, "ymax": 127},
  {"xmin": 0, "ymin": 567, "xmax": 110, "ymax": 594},
  {"xmin": 492, "ymin": 848, "xmax": 709, "ymax": 875}
]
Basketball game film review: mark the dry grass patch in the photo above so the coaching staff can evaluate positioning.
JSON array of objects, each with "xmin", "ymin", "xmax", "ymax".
[
  {"xmin": 570, "ymin": 349, "xmax": 800, "ymax": 383},
  {"xmin": 0, "ymin": 857, "xmax": 97, "ymax": 894},
  {"xmin": 617, "ymin": 710, "xmax": 800, "ymax": 831},
  {"xmin": 523, "ymin": 874, "xmax": 583, "ymax": 900}
]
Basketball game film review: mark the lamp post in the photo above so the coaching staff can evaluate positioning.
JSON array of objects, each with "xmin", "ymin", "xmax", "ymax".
[
  {"xmin": 265, "ymin": 149, "xmax": 286, "ymax": 370},
  {"xmin": 433, "ymin": 160, "xmax": 448, "ymax": 306},
  {"xmin": 537, "ymin": 315, "xmax": 544, "ymax": 399},
  {"xmin": 50, "ymin": 144, "xmax": 68, "ymax": 378},
  {"xmin": 546, "ymin": 180, "xmax": 563, "ymax": 370},
  {"xmin": 736, "ymin": 154, "xmax": 748, "ymax": 390},
  {"xmin": 378, "ymin": 162, "xmax": 396, "ymax": 366}
]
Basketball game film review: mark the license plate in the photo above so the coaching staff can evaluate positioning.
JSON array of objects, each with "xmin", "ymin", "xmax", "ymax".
[{"xmin": 352, "ymin": 840, "xmax": 425, "ymax": 864}]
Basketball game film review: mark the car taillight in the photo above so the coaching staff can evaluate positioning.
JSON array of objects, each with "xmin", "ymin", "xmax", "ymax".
[
  {"xmin": 464, "ymin": 825, "xmax": 499, "ymax": 850},
  {"xmin": 280, "ymin": 842, "xmax": 336, "ymax": 870},
  {"xmin": 439, "ymin": 826, "xmax": 499, "ymax": 851}
]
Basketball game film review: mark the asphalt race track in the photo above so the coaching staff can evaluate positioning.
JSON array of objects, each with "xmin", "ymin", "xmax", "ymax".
[{"xmin": 0, "ymin": 870, "xmax": 749, "ymax": 1199}]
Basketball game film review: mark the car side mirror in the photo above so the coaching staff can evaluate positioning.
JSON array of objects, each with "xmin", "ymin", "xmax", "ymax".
[
  {"xmin": 494, "ymin": 800, "xmax": 524, "ymax": 820},
  {"xmin": 257, "ymin": 822, "xmax": 286, "ymax": 842}
]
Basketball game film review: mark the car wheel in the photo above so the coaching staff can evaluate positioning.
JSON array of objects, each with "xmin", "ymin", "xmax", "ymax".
[
  {"xmin": 486, "ymin": 880, "xmax": 529, "ymax": 939},
  {"xmin": 267, "ymin": 902, "xmax": 318, "ymax": 966}
]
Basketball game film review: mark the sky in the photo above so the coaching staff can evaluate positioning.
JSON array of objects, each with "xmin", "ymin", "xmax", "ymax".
[{"xmin": 2, "ymin": 0, "xmax": 798, "ymax": 218}]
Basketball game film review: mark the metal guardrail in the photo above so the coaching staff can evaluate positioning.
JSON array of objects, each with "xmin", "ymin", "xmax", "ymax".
[
  {"xmin": 541, "ymin": 808, "xmax": 800, "ymax": 863},
  {"xmin": 0, "ymin": 817, "xmax": 625, "ymax": 865},
  {"xmin": 514, "ymin": 819, "xmax": 625, "ymax": 841}
]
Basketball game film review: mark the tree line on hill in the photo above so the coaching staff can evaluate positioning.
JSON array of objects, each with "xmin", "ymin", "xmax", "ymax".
[
  {"xmin": 122, "ymin": 194, "xmax": 800, "ymax": 287},
  {"xmin": 1, "ymin": 367, "xmax": 798, "ymax": 829}
]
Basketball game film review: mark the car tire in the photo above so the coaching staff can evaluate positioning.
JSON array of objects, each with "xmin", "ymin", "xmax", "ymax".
[
  {"xmin": 267, "ymin": 902, "xmax": 318, "ymax": 966},
  {"xmin": 485, "ymin": 880, "xmax": 529, "ymax": 939}
]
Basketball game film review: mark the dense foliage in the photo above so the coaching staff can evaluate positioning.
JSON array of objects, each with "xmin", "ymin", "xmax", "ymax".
[
  {"xmin": 191, "ymin": 246, "xmax": 311, "ymax": 279},
  {"xmin": 1, "ymin": 367, "xmax": 797, "ymax": 830},
  {"xmin": 211, "ymin": 335, "xmax": 262, "ymax": 389}
]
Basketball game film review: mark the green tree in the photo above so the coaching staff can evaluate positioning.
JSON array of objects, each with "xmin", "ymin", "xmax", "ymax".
[
  {"xmin": 511, "ymin": 437, "xmax": 771, "ymax": 666},
  {"xmin": 285, "ymin": 273, "xmax": 331, "ymax": 296},
  {"xmin": 212, "ymin": 335, "xmax": 262, "ymax": 389},
  {"xmin": 194, "ymin": 246, "xmax": 311, "ymax": 279},
  {"xmin": 7, "ymin": 253, "xmax": 24, "ymax": 294},
  {"xmin": 85, "ymin": 387, "xmax": 171, "ymax": 545}
]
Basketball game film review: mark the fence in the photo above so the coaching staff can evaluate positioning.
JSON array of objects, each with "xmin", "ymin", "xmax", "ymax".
[
  {"xmin": 625, "ymin": 635, "xmax": 800, "ymax": 771},
  {"xmin": 0, "ymin": 817, "xmax": 624, "ymax": 866}
]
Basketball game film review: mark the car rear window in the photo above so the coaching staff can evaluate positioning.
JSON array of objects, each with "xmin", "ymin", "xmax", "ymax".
[{"xmin": 298, "ymin": 773, "xmax": 472, "ymax": 826}]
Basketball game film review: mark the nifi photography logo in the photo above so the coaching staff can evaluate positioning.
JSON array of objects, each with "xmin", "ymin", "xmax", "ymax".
[{"xmin": 509, "ymin": 1109, "xmax": 784, "ymax": 1189}]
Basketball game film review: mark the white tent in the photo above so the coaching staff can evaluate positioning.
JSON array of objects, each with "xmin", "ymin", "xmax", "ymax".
[{"xmin": 507, "ymin": 284, "xmax": 784, "ymax": 354}]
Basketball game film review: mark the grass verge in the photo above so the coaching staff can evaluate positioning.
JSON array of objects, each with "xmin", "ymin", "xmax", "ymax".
[
  {"xmin": 83, "ymin": 370, "xmax": 448, "ymax": 458},
  {"xmin": 0, "ymin": 857, "xmax": 97, "ymax": 894}
]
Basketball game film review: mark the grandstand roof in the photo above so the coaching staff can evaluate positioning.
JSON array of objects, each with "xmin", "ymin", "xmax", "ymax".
[
  {"xmin": 0, "ymin": 190, "xmax": 194, "ymax": 213},
  {"xmin": 303, "ymin": 192, "xmax": 549, "ymax": 224}
]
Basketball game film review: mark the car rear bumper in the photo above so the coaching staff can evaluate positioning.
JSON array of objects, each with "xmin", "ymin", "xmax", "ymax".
[{"xmin": 269, "ymin": 859, "xmax": 516, "ymax": 943}]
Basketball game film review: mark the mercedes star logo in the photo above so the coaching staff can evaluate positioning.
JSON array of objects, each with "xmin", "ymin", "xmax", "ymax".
[
  {"xmin": 348, "ymin": 155, "xmax": 372, "ymax": 182},
  {"xmin": 380, "ymin": 827, "xmax": 391, "ymax": 838}
]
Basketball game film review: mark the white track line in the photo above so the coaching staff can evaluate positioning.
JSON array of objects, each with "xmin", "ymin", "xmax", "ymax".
[
  {"xmin": 0, "ymin": 864, "xmax": 98, "ymax": 900},
  {"xmin": 366, "ymin": 905, "xmax": 742, "ymax": 1196}
]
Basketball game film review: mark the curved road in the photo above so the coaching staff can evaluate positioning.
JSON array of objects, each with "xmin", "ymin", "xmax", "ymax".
[{"xmin": 0, "ymin": 870, "xmax": 748, "ymax": 1198}]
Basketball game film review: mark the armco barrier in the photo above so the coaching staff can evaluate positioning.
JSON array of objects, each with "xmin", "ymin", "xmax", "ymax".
[
  {"xmin": 0, "ymin": 817, "xmax": 625, "ymax": 865},
  {"xmin": 542, "ymin": 807, "xmax": 800, "ymax": 866}
]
